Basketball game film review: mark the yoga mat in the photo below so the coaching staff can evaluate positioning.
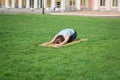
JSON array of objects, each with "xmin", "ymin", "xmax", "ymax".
[{"xmin": 39, "ymin": 38, "xmax": 87, "ymax": 48}]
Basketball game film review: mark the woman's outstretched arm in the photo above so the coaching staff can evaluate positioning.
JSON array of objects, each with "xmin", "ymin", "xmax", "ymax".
[{"xmin": 42, "ymin": 34, "xmax": 58, "ymax": 46}]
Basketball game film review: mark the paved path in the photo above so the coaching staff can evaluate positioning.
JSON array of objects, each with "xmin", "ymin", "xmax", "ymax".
[
  {"xmin": 0, "ymin": 8, "xmax": 44, "ymax": 14},
  {"xmin": 51, "ymin": 11, "xmax": 120, "ymax": 18}
]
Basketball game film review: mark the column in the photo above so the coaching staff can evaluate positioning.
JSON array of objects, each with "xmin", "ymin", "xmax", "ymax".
[
  {"xmin": 38, "ymin": 0, "xmax": 41, "ymax": 8},
  {"xmin": 18, "ymin": 0, "xmax": 22, "ymax": 8},
  {"xmin": 26, "ymin": 0, "xmax": 30, "ymax": 8},
  {"xmin": 93, "ymin": 0, "xmax": 99, "ymax": 10},
  {"xmin": 11, "ymin": 0, "xmax": 15, "ymax": 8},
  {"xmin": 34, "ymin": 0, "xmax": 37, "ymax": 8},
  {"xmin": 44, "ymin": 0, "xmax": 47, "ymax": 9},
  {"xmin": 37, "ymin": 0, "xmax": 41, "ymax": 8},
  {"xmin": 5, "ymin": 0, "xmax": 9, "ymax": 8},
  {"xmin": 106, "ymin": 0, "xmax": 110, "ymax": 11},
  {"xmin": 61, "ymin": 0, "xmax": 65, "ymax": 10},
  {"xmin": 118, "ymin": 0, "xmax": 120, "ymax": 11},
  {"xmin": 51, "ymin": 0, "xmax": 55, "ymax": 10},
  {"xmin": 76, "ymin": 0, "xmax": 81, "ymax": 10}
]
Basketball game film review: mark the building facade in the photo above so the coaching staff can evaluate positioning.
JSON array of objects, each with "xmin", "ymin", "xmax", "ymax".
[{"xmin": 0, "ymin": 0, "xmax": 120, "ymax": 12}]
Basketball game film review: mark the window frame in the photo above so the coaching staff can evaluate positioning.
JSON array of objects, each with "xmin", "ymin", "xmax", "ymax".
[
  {"xmin": 112, "ymin": 0, "xmax": 118, "ymax": 7},
  {"xmin": 100, "ymin": 0, "xmax": 105, "ymax": 7}
]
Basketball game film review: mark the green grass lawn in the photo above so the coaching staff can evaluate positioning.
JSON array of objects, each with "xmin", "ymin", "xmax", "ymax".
[{"xmin": 0, "ymin": 14, "xmax": 120, "ymax": 80}]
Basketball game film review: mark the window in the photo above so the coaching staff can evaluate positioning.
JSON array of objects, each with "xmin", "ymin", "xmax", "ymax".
[
  {"xmin": 30, "ymin": 0, "xmax": 34, "ymax": 8},
  {"xmin": 81, "ymin": 0, "xmax": 85, "ymax": 7},
  {"xmin": 15, "ymin": 0, "xmax": 18, "ymax": 8},
  {"xmin": 56, "ymin": 0, "xmax": 61, "ymax": 8},
  {"xmin": 81, "ymin": 0, "xmax": 90, "ymax": 8},
  {"xmin": 113, "ymin": 0, "xmax": 118, "ymax": 7},
  {"xmin": 70, "ymin": 0, "xmax": 75, "ymax": 6},
  {"xmin": 9, "ymin": 0, "xmax": 12, "ymax": 6},
  {"xmin": 22, "ymin": 0, "xmax": 26, "ymax": 8},
  {"xmin": 100, "ymin": 0, "xmax": 105, "ymax": 6},
  {"xmin": 47, "ymin": 0, "xmax": 51, "ymax": 7},
  {"xmin": 0, "ymin": 0, "xmax": 3, "ymax": 8}
]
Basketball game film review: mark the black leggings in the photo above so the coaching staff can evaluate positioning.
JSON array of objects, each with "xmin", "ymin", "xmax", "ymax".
[{"xmin": 68, "ymin": 31, "xmax": 77, "ymax": 42}]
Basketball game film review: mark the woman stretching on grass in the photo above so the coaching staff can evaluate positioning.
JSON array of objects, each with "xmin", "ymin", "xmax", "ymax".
[{"xmin": 42, "ymin": 28, "xmax": 77, "ymax": 48}]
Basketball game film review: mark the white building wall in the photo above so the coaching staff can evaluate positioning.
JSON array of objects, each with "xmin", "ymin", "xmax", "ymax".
[
  {"xmin": 51, "ymin": 0, "xmax": 55, "ymax": 10},
  {"xmin": 76, "ymin": 0, "xmax": 81, "ymax": 10},
  {"xmin": 18, "ymin": 0, "xmax": 22, "ymax": 8},
  {"xmin": 118, "ymin": 0, "xmax": 120, "ymax": 11},
  {"xmin": 93, "ymin": 0, "xmax": 99, "ymax": 10},
  {"xmin": 5, "ymin": 0, "xmax": 9, "ymax": 8},
  {"xmin": 2, "ymin": 0, "xmax": 120, "ymax": 12},
  {"xmin": 11, "ymin": 0, "xmax": 15, "ymax": 8},
  {"xmin": 44, "ymin": 0, "xmax": 47, "ymax": 9},
  {"xmin": 61, "ymin": 0, "xmax": 65, "ymax": 10},
  {"xmin": 34, "ymin": 0, "xmax": 37, "ymax": 8},
  {"xmin": 26, "ymin": 0, "xmax": 30, "ymax": 8},
  {"xmin": 106, "ymin": 0, "xmax": 111, "ymax": 11}
]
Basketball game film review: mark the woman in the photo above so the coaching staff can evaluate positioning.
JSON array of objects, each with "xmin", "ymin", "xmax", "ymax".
[{"xmin": 42, "ymin": 28, "xmax": 77, "ymax": 48}]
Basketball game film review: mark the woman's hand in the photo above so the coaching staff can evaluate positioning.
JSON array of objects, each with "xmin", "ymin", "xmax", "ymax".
[
  {"xmin": 54, "ymin": 44, "xmax": 62, "ymax": 48},
  {"xmin": 42, "ymin": 42, "xmax": 51, "ymax": 46}
]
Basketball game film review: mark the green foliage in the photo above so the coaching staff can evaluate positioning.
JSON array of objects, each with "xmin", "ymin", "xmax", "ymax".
[{"xmin": 0, "ymin": 14, "xmax": 120, "ymax": 80}]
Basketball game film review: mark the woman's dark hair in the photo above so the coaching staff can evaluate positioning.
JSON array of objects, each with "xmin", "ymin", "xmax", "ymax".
[{"xmin": 53, "ymin": 35, "xmax": 65, "ymax": 44}]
